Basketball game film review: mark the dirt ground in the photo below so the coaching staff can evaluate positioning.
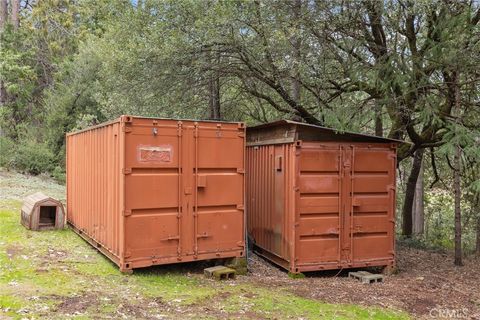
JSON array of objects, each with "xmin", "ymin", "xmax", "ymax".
[{"xmin": 245, "ymin": 245, "xmax": 480, "ymax": 319}]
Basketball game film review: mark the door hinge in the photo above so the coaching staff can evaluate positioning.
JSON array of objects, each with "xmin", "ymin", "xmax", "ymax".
[
  {"xmin": 237, "ymin": 168, "xmax": 245, "ymax": 174},
  {"xmin": 177, "ymin": 122, "xmax": 183, "ymax": 136},
  {"xmin": 122, "ymin": 168, "xmax": 132, "ymax": 175},
  {"xmin": 194, "ymin": 122, "xmax": 199, "ymax": 137},
  {"xmin": 122, "ymin": 126, "xmax": 132, "ymax": 133},
  {"xmin": 236, "ymin": 204, "xmax": 245, "ymax": 210},
  {"xmin": 216, "ymin": 124, "xmax": 223, "ymax": 138},
  {"xmin": 123, "ymin": 210, "xmax": 131, "ymax": 217}
]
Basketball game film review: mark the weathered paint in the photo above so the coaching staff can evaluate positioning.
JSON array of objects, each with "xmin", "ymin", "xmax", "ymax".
[
  {"xmin": 246, "ymin": 121, "xmax": 398, "ymax": 273},
  {"xmin": 21, "ymin": 192, "xmax": 65, "ymax": 231},
  {"xmin": 67, "ymin": 116, "xmax": 245, "ymax": 272}
]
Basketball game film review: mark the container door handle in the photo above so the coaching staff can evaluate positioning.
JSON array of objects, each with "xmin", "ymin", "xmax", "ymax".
[
  {"xmin": 197, "ymin": 175, "xmax": 207, "ymax": 188},
  {"xmin": 197, "ymin": 232, "xmax": 210, "ymax": 239},
  {"xmin": 161, "ymin": 235, "xmax": 180, "ymax": 241},
  {"xmin": 275, "ymin": 155, "xmax": 282, "ymax": 171}
]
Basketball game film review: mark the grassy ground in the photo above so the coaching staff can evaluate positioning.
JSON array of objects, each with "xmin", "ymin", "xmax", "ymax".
[{"xmin": 0, "ymin": 169, "xmax": 409, "ymax": 319}]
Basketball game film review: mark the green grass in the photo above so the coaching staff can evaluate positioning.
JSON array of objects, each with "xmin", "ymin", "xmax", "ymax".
[{"xmin": 0, "ymin": 170, "xmax": 411, "ymax": 319}]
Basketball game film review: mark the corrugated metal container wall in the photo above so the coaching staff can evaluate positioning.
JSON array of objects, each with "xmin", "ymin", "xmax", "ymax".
[
  {"xmin": 246, "ymin": 120, "xmax": 400, "ymax": 274},
  {"xmin": 246, "ymin": 143, "xmax": 296, "ymax": 266},
  {"xmin": 67, "ymin": 116, "xmax": 246, "ymax": 272}
]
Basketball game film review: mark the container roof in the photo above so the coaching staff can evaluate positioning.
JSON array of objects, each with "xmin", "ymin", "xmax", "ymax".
[
  {"xmin": 247, "ymin": 120, "xmax": 405, "ymax": 145},
  {"xmin": 67, "ymin": 115, "xmax": 244, "ymax": 136}
]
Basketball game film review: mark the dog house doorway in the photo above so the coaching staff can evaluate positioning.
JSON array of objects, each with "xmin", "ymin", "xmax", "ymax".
[{"xmin": 39, "ymin": 206, "xmax": 57, "ymax": 228}]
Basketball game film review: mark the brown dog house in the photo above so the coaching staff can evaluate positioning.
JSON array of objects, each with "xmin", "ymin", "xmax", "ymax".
[{"xmin": 21, "ymin": 192, "xmax": 65, "ymax": 230}]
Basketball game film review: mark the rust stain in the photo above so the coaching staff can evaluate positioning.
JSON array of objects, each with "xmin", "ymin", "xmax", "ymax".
[{"xmin": 138, "ymin": 145, "xmax": 173, "ymax": 163}]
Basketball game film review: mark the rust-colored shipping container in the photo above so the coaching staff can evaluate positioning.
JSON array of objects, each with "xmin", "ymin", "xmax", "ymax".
[
  {"xmin": 246, "ymin": 120, "xmax": 401, "ymax": 274},
  {"xmin": 67, "ymin": 116, "xmax": 245, "ymax": 272}
]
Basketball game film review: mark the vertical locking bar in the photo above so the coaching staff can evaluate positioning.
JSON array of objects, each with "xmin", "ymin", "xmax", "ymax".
[
  {"xmin": 193, "ymin": 122, "xmax": 199, "ymax": 257},
  {"xmin": 177, "ymin": 121, "xmax": 183, "ymax": 257},
  {"xmin": 350, "ymin": 145, "xmax": 355, "ymax": 263},
  {"xmin": 338, "ymin": 145, "xmax": 343, "ymax": 263}
]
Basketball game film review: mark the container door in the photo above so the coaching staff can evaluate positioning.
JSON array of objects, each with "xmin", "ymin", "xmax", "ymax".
[
  {"xmin": 123, "ymin": 120, "xmax": 183, "ymax": 262},
  {"xmin": 194, "ymin": 123, "xmax": 245, "ymax": 257},
  {"xmin": 297, "ymin": 144, "xmax": 343, "ymax": 265},
  {"xmin": 350, "ymin": 145, "xmax": 396, "ymax": 263}
]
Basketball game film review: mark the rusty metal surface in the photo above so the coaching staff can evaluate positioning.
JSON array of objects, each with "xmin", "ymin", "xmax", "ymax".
[
  {"xmin": 67, "ymin": 116, "xmax": 245, "ymax": 271},
  {"xmin": 246, "ymin": 143, "xmax": 296, "ymax": 266},
  {"xmin": 247, "ymin": 120, "xmax": 405, "ymax": 144},
  {"xmin": 246, "ymin": 122, "xmax": 397, "ymax": 273}
]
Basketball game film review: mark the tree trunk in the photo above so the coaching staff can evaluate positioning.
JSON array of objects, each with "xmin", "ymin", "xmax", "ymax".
[
  {"xmin": 412, "ymin": 160, "xmax": 424, "ymax": 235},
  {"xmin": 0, "ymin": 0, "xmax": 7, "ymax": 29},
  {"xmin": 476, "ymin": 215, "xmax": 480, "ymax": 256},
  {"xmin": 208, "ymin": 50, "xmax": 221, "ymax": 120},
  {"xmin": 374, "ymin": 100, "xmax": 383, "ymax": 137},
  {"xmin": 208, "ymin": 76, "xmax": 220, "ymax": 120},
  {"xmin": 454, "ymin": 144, "xmax": 462, "ymax": 266},
  {"xmin": 290, "ymin": 0, "xmax": 302, "ymax": 122},
  {"xmin": 402, "ymin": 149, "xmax": 424, "ymax": 237},
  {"xmin": 11, "ymin": 0, "xmax": 19, "ymax": 29},
  {"xmin": 453, "ymin": 70, "xmax": 462, "ymax": 266}
]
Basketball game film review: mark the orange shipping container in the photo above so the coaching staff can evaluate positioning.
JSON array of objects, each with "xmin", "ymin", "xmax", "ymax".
[
  {"xmin": 67, "ymin": 116, "xmax": 246, "ymax": 272},
  {"xmin": 246, "ymin": 120, "xmax": 402, "ymax": 274}
]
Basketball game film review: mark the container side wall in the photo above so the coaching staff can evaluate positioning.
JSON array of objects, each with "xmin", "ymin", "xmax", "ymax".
[
  {"xmin": 246, "ymin": 144, "xmax": 294, "ymax": 266},
  {"xmin": 66, "ymin": 121, "xmax": 122, "ymax": 261}
]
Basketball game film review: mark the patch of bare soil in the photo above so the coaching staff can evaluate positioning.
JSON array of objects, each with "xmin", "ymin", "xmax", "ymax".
[
  {"xmin": 243, "ymin": 245, "xmax": 480, "ymax": 319},
  {"xmin": 54, "ymin": 293, "xmax": 99, "ymax": 315},
  {"xmin": 51, "ymin": 294, "xmax": 159, "ymax": 319},
  {"xmin": 5, "ymin": 244, "xmax": 23, "ymax": 259}
]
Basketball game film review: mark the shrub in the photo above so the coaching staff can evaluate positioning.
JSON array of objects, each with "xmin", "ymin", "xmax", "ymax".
[
  {"xmin": 13, "ymin": 141, "xmax": 55, "ymax": 175},
  {"xmin": 0, "ymin": 137, "xmax": 17, "ymax": 168},
  {"xmin": 52, "ymin": 166, "xmax": 66, "ymax": 184}
]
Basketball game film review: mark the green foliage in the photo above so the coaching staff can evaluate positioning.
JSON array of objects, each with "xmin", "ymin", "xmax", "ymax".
[
  {"xmin": 0, "ymin": 137, "xmax": 16, "ymax": 168},
  {"xmin": 13, "ymin": 141, "xmax": 54, "ymax": 175},
  {"xmin": 51, "ymin": 166, "xmax": 66, "ymax": 184}
]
